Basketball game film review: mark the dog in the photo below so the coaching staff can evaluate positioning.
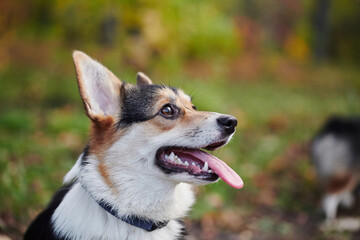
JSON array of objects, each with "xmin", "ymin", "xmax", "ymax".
[
  {"xmin": 24, "ymin": 51, "xmax": 243, "ymax": 240},
  {"xmin": 311, "ymin": 116, "xmax": 360, "ymax": 221}
]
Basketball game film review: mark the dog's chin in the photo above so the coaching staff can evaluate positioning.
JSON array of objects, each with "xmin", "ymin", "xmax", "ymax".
[{"xmin": 155, "ymin": 140, "xmax": 229, "ymax": 183}]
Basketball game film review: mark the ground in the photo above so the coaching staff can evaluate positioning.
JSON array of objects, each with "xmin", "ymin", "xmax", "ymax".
[{"xmin": 0, "ymin": 39, "xmax": 360, "ymax": 239}]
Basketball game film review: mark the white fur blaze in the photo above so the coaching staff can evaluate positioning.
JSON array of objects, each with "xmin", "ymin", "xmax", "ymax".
[{"xmin": 73, "ymin": 51, "xmax": 121, "ymax": 121}]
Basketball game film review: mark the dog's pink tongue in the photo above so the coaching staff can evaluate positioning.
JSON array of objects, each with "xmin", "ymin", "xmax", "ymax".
[{"xmin": 192, "ymin": 150, "xmax": 243, "ymax": 189}]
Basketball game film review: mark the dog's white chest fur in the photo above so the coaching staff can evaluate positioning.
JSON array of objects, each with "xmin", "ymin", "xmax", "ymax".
[{"xmin": 52, "ymin": 182, "xmax": 194, "ymax": 240}]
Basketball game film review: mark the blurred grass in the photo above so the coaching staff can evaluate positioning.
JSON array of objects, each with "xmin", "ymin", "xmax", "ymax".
[
  {"xmin": 0, "ymin": 42, "xmax": 359, "ymax": 239},
  {"xmin": 1, "ymin": 0, "xmax": 360, "ymax": 237}
]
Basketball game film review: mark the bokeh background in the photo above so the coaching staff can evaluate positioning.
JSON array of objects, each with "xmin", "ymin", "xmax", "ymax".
[{"xmin": 1, "ymin": 0, "xmax": 360, "ymax": 239}]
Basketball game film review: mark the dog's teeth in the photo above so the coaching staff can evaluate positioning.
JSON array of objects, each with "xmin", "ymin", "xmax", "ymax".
[
  {"xmin": 165, "ymin": 154, "xmax": 169, "ymax": 159},
  {"xmin": 203, "ymin": 162, "xmax": 209, "ymax": 171},
  {"xmin": 208, "ymin": 170, "xmax": 212, "ymax": 173},
  {"xmin": 192, "ymin": 162, "xmax": 195, "ymax": 166},
  {"xmin": 184, "ymin": 161, "xmax": 189, "ymax": 166},
  {"xmin": 174, "ymin": 157, "xmax": 182, "ymax": 164},
  {"xmin": 169, "ymin": 152, "xmax": 176, "ymax": 162}
]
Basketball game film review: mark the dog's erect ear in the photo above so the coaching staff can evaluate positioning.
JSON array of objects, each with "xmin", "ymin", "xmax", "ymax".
[
  {"xmin": 136, "ymin": 72, "xmax": 153, "ymax": 86},
  {"xmin": 73, "ymin": 51, "xmax": 121, "ymax": 123}
]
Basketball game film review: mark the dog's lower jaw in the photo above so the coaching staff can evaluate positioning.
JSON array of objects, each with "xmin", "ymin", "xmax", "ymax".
[{"xmin": 52, "ymin": 180, "xmax": 195, "ymax": 240}]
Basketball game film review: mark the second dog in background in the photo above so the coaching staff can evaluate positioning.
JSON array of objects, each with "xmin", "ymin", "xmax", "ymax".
[{"xmin": 312, "ymin": 116, "xmax": 360, "ymax": 220}]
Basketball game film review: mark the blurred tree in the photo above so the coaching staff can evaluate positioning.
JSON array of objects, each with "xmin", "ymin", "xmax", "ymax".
[
  {"xmin": 329, "ymin": 0, "xmax": 360, "ymax": 62},
  {"xmin": 0, "ymin": 0, "xmax": 359, "ymax": 64},
  {"xmin": 0, "ymin": 0, "xmax": 31, "ymax": 36},
  {"xmin": 99, "ymin": 14, "xmax": 117, "ymax": 46},
  {"xmin": 313, "ymin": 0, "xmax": 331, "ymax": 62}
]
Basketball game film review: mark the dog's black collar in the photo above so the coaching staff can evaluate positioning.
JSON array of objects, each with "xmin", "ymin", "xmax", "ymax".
[
  {"xmin": 80, "ymin": 184, "xmax": 169, "ymax": 231},
  {"xmin": 97, "ymin": 200, "xmax": 169, "ymax": 231}
]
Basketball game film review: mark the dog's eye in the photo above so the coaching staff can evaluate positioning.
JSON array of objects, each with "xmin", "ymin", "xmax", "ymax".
[
  {"xmin": 160, "ymin": 104, "xmax": 174, "ymax": 117},
  {"xmin": 192, "ymin": 105, "xmax": 197, "ymax": 110}
]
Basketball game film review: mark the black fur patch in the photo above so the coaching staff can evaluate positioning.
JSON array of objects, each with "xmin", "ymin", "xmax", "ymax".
[
  {"xmin": 24, "ymin": 183, "xmax": 74, "ymax": 240},
  {"xmin": 176, "ymin": 219, "xmax": 188, "ymax": 240},
  {"xmin": 315, "ymin": 116, "xmax": 360, "ymax": 157},
  {"xmin": 169, "ymin": 86, "xmax": 178, "ymax": 95},
  {"xmin": 118, "ymin": 84, "xmax": 178, "ymax": 128},
  {"xmin": 81, "ymin": 144, "xmax": 90, "ymax": 166}
]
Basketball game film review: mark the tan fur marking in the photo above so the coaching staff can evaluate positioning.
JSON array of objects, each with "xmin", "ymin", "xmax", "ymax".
[
  {"xmin": 145, "ymin": 87, "xmax": 211, "ymax": 133},
  {"xmin": 98, "ymin": 160, "xmax": 116, "ymax": 192},
  {"xmin": 326, "ymin": 173, "xmax": 356, "ymax": 194},
  {"xmin": 143, "ymin": 88, "xmax": 177, "ymax": 132},
  {"xmin": 145, "ymin": 118, "xmax": 175, "ymax": 132},
  {"xmin": 177, "ymin": 90, "xmax": 210, "ymax": 126},
  {"xmin": 88, "ymin": 116, "xmax": 120, "ymax": 158},
  {"xmin": 182, "ymin": 110, "xmax": 211, "ymax": 127},
  {"xmin": 177, "ymin": 90, "xmax": 193, "ymax": 108},
  {"xmin": 88, "ymin": 116, "xmax": 121, "ymax": 195},
  {"xmin": 143, "ymin": 88, "xmax": 180, "ymax": 132}
]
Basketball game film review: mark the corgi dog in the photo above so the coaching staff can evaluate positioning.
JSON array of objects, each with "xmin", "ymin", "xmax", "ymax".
[
  {"xmin": 312, "ymin": 116, "xmax": 360, "ymax": 221},
  {"xmin": 24, "ymin": 51, "xmax": 243, "ymax": 240}
]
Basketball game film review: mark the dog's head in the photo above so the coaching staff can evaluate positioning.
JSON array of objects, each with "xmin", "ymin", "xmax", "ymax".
[{"xmin": 73, "ymin": 51, "xmax": 243, "ymax": 190}]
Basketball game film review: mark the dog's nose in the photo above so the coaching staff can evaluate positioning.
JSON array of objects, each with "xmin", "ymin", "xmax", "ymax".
[{"xmin": 217, "ymin": 115, "xmax": 237, "ymax": 134}]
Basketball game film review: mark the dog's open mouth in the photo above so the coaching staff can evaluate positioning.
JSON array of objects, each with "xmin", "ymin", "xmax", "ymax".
[{"xmin": 156, "ymin": 144, "xmax": 243, "ymax": 189}]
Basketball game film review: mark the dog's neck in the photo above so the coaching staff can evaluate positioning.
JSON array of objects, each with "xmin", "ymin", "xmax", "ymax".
[
  {"xmin": 52, "ymin": 155, "xmax": 195, "ymax": 239},
  {"xmin": 81, "ymin": 152, "xmax": 195, "ymax": 220}
]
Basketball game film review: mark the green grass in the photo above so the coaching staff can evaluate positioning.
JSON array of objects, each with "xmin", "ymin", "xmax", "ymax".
[{"xmin": 0, "ymin": 47, "xmax": 359, "ymax": 239}]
